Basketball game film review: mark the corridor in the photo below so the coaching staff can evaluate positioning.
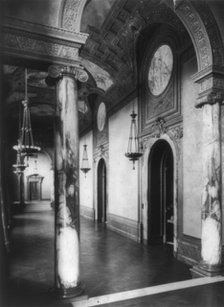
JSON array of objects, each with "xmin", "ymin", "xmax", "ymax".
[{"xmin": 6, "ymin": 201, "xmax": 224, "ymax": 307}]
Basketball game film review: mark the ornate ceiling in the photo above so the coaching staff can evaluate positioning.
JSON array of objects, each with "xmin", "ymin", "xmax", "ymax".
[{"xmin": 2, "ymin": 0, "xmax": 223, "ymax": 148}]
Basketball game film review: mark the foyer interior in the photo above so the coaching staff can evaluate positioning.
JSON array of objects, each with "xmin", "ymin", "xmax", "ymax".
[
  {"xmin": 7, "ymin": 201, "xmax": 224, "ymax": 307},
  {"xmin": 1, "ymin": 0, "xmax": 224, "ymax": 306}
]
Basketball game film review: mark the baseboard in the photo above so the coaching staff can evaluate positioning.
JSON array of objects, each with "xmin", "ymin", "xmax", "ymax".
[
  {"xmin": 177, "ymin": 236, "xmax": 201, "ymax": 265},
  {"xmin": 80, "ymin": 205, "xmax": 94, "ymax": 220},
  {"xmin": 107, "ymin": 213, "xmax": 139, "ymax": 242}
]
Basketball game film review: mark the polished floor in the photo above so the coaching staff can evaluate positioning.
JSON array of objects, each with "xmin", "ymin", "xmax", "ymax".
[{"xmin": 5, "ymin": 201, "xmax": 224, "ymax": 307}]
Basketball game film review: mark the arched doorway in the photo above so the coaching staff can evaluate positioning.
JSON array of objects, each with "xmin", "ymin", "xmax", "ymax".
[
  {"xmin": 27, "ymin": 174, "xmax": 44, "ymax": 201},
  {"xmin": 97, "ymin": 158, "xmax": 107, "ymax": 223},
  {"xmin": 148, "ymin": 140, "xmax": 174, "ymax": 245}
]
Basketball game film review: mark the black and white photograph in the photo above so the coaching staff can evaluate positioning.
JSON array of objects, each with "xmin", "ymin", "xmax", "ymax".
[{"xmin": 1, "ymin": 0, "xmax": 224, "ymax": 306}]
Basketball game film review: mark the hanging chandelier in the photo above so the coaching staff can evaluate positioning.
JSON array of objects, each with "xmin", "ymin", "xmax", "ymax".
[
  {"xmin": 13, "ymin": 68, "xmax": 41, "ymax": 156},
  {"xmin": 125, "ymin": 107, "xmax": 142, "ymax": 170},
  {"xmin": 80, "ymin": 101, "xmax": 91, "ymax": 177},
  {"xmin": 12, "ymin": 140, "xmax": 27, "ymax": 176},
  {"xmin": 80, "ymin": 144, "xmax": 91, "ymax": 177}
]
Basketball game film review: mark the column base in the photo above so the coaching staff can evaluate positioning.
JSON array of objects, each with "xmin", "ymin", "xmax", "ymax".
[
  {"xmin": 190, "ymin": 261, "xmax": 224, "ymax": 278},
  {"xmin": 55, "ymin": 282, "xmax": 85, "ymax": 299}
]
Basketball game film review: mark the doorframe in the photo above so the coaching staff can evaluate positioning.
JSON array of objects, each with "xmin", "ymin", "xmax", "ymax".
[
  {"xmin": 96, "ymin": 157, "xmax": 107, "ymax": 223},
  {"xmin": 140, "ymin": 134, "xmax": 178, "ymax": 252},
  {"xmin": 27, "ymin": 174, "xmax": 44, "ymax": 201}
]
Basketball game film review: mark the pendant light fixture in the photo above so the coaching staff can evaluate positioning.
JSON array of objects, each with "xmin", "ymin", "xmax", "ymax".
[
  {"xmin": 12, "ymin": 140, "xmax": 27, "ymax": 176},
  {"xmin": 80, "ymin": 101, "xmax": 91, "ymax": 177},
  {"xmin": 13, "ymin": 68, "xmax": 41, "ymax": 156},
  {"xmin": 125, "ymin": 104, "xmax": 142, "ymax": 170},
  {"xmin": 12, "ymin": 96, "xmax": 27, "ymax": 175}
]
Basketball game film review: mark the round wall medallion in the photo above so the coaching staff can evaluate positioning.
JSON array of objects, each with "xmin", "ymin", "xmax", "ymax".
[
  {"xmin": 97, "ymin": 102, "xmax": 106, "ymax": 131},
  {"xmin": 148, "ymin": 45, "xmax": 173, "ymax": 96}
]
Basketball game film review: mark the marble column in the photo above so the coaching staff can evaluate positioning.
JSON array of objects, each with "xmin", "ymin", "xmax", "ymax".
[
  {"xmin": 54, "ymin": 66, "xmax": 87, "ymax": 298},
  {"xmin": 200, "ymin": 102, "xmax": 222, "ymax": 271},
  {"xmin": 192, "ymin": 91, "xmax": 223, "ymax": 277}
]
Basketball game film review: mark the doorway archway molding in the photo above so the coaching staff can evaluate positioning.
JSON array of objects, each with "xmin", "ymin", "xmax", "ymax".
[
  {"xmin": 93, "ymin": 155, "xmax": 108, "ymax": 222},
  {"xmin": 140, "ymin": 132, "xmax": 180, "ymax": 252}
]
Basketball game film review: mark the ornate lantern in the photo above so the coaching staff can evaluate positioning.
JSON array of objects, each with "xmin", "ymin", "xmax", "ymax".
[
  {"xmin": 80, "ymin": 101, "xmax": 91, "ymax": 177},
  {"xmin": 125, "ymin": 107, "xmax": 142, "ymax": 170},
  {"xmin": 13, "ymin": 68, "xmax": 41, "ymax": 156}
]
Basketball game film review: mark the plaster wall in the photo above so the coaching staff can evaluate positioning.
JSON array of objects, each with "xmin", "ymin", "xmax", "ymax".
[
  {"xmin": 24, "ymin": 152, "xmax": 53, "ymax": 200},
  {"xmin": 108, "ymin": 99, "xmax": 138, "ymax": 221},
  {"xmin": 4, "ymin": 0, "xmax": 61, "ymax": 27},
  {"xmin": 182, "ymin": 56, "xmax": 203, "ymax": 238},
  {"xmin": 79, "ymin": 131, "xmax": 93, "ymax": 210}
]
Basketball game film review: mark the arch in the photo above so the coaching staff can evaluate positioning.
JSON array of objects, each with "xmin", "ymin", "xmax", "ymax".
[
  {"xmin": 59, "ymin": 0, "xmax": 88, "ymax": 32},
  {"xmin": 138, "ymin": 1, "xmax": 223, "ymax": 71},
  {"xmin": 27, "ymin": 174, "xmax": 44, "ymax": 201},
  {"xmin": 147, "ymin": 140, "xmax": 174, "ymax": 245},
  {"xmin": 175, "ymin": 1, "xmax": 224, "ymax": 70},
  {"xmin": 141, "ymin": 134, "xmax": 178, "ymax": 251},
  {"xmin": 174, "ymin": 1, "xmax": 212, "ymax": 70}
]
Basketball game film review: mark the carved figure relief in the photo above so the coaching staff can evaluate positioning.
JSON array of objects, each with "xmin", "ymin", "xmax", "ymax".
[
  {"xmin": 148, "ymin": 45, "xmax": 173, "ymax": 96},
  {"xmin": 97, "ymin": 102, "xmax": 106, "ymax": 132}
]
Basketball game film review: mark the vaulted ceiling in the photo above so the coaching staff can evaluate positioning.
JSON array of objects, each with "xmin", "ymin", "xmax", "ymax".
[{"xmin": 2, "ymin": 0, "xmax": 193, "ymax": 148}]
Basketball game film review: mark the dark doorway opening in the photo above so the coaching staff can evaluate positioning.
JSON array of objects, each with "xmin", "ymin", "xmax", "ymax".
[
  {"xmin": 27, "ymin": 175, "xmax": 44, "ymax": 201},
  {"xmin": 97, "ymin": 159, "xmax": 107, "ymax": 223},
  {"xmin": 148, "ymin": 140, "xmax": 174, "ymax": 245}
]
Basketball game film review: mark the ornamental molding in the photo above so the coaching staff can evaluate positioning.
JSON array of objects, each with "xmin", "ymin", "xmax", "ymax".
[
  {"xmin": 151, "ymin": 118, "xmax": 167, "ymax": 138},
  {"xmin": 192, "ymin": 66, "xmax": 224, "ymax": 107},
  {"xmin": 93, "ymin": 143, "xmax": 109, "ymax": 161},
  {"xmin": 175, "ymin": 1, "xmax": 212, "ymax": 70},
  {"xmin": 140, "ymin": 124, "xmax": 183, "ymax": 162},
  {"xmin": 167, "ymin": 125, "xmax": 183, "ymax": 141},
  {"xmin": 196, "ymin": 91, "xmax": 224, "ymax": 108},
  {"xmin": 60, "ymin": 0, "xmax": 87, "ymax": 33},
  {"xmin": 4, "ymin": 16, "xmax": 88, "ymax": 45},
  {"xmin": 192, "ymin": 1, "xmax": 224, "ymax": 67},
  {"xmin": 48, "ymin": 64, "xmax": 89, "ymax": 83},
  {"xmin": 2, "ymin": 29, "xmax": 80, "ymax": 66}
]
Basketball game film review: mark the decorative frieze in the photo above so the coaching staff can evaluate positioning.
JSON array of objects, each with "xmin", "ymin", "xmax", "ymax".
[
  {"xmin": 61, "ymin": 0, "xmax": 86, "ymax": 33},
  {"xmin": 4, "ymin": 16, "xmax": 88, "ymax": 44},
  {"xmin": 2, "ymin": 31, "xmax": 80, "ymax": 66},
  {"xmin": 176, "ymin": 1, "xmax": 212, "ymax": 70},
  {"xmin": 5, "ymin": 32, "xmax": 78, "ymax": 59},
  {"xmin": 2, "ymin": 17, "xmax": 88, "ymax": 67},
  {"xmin": 192, "ymin": 1, "xmax": 224, "ymax": 67}
]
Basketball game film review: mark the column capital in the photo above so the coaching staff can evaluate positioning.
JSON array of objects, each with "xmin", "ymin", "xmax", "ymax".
[
  {"xmin": 48, "ymin": 64, "xmax": 89, "ymax": 83},
  {"xmin": 192, "ymin": 66, "xmax": 224, "ymax": 108}
]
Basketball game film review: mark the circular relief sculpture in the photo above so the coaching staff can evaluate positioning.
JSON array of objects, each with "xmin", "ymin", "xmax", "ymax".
[
  {"xmin": 148, "ymin": 45, "xmax": 173, "ymax": 96},
  {"xmin": 97, "ymin": 102, "xmax": 106, "ymax": 131}
]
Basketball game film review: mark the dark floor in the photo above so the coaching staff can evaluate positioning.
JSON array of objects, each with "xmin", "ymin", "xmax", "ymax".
[
  {"xmin": 5, "ymin": 201, "xmax": 223, "ymax": 307},
  {"xmin": 98, "ymin": 282, "xmax": 224, "ymax": 307},
  {"xmin": 80, "ymin": 219, "xmax": 191, "ymax": 297}
]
